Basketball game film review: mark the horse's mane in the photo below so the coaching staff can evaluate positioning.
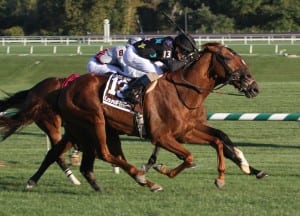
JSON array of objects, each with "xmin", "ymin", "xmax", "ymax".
[
  {"xmin": 201, "ymin": 42, "xmax": 224, "ymax": 50},
  {"xmin": 199, "ymin": 42, "xmax": 238, "ymax": 56}
]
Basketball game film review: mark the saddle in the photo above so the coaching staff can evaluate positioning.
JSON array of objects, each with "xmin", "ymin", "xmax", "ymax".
[
  {"xmin": 62, "ymin": 74, "xmax": 81, "ymax": 88},
  {"xmin": 103, "ymin": 73, "xmax": 146, "ymax": 137}
]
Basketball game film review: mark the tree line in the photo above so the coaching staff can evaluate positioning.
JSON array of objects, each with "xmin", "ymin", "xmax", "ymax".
[{"xmin": 0, "ymin": 0, "xmax": 299, "ymax": 36}]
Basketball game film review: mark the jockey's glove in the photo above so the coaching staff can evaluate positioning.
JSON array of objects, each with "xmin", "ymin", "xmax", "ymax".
[{"xmin": 187, "ymin": 52, "xmax": 200, "ymax": 62}]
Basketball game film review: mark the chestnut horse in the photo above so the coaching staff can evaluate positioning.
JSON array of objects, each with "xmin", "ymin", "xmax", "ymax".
[
  {"xmin": 0, "ymin": 76, "xmax": 81, "ymax": 185},
  {"xmin": 26, "ymin": 42, "xmax": 267, "ymax": 192},
  {"xmin": 0, "ymin": 76, "xmax": 203, "ymax": 185}
]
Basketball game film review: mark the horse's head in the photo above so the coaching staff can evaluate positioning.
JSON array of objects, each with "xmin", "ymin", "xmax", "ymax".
[{"xmin": 202, "ymin": 43, "xmax": 259, "ymax": 98}]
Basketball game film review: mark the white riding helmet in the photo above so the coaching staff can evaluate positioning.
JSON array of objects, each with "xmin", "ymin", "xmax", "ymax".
[{"xmin": 127, "ymin": 37, "xmax": 142, "ymax": 45}]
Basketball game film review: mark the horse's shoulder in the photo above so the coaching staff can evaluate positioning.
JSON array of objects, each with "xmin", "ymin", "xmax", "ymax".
[{"xmin": 145, "ymin": 79, "xmax": 158, "ymax": 94}]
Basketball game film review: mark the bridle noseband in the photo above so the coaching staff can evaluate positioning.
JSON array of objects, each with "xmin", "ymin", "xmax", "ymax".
[
  {"xmin": 211, "ymin": 46, "xmax": 249, "ymax": 93},
  {"xmin": 168, "ymin": 45, "xmax": 247, "ymax": 109},
  {"xmin": 170, "ymin": 46, "xmax": 246, "ymax": 94}
]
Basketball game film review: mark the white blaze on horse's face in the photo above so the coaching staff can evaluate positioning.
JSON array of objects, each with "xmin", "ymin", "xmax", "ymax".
[
  {"xmin": 241, "ymin": 59, "xmax": 247, "ymax": 66},
  {"xmin": 222, "ymin": 47, "xmax": 260, "ymax": 98}
]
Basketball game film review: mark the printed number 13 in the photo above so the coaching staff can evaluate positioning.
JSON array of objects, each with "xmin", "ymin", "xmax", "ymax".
[{"xmin": 163, "ymin": 50, "xmax": 171, "ymax": 58}]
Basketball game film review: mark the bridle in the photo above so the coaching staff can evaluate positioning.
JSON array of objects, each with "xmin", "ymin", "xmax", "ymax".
[
  {"xmin": 171, "ymin": 45, "xmax": 247, "ymax": 95},
  {"xmin": 207, "ymin": 46, "xmax": 250, "ymax": 94},
  {"xmin": 168, "ymin": 45, "xmax": 247, "ymax": 109}
]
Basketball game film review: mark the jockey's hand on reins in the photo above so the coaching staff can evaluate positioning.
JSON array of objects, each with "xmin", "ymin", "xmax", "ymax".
[{"xmin": 186, "ymin": 52, "xmax": 200, "ymax": 62}]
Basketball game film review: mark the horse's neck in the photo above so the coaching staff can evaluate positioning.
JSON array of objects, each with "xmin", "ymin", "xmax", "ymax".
[
  {"xmin": 161, "ymin": 55, "xmax": 213, "ymax": 109},
  {"xmin": 186, "ymin": 53, "xmax": 215, "ymax": 90}
]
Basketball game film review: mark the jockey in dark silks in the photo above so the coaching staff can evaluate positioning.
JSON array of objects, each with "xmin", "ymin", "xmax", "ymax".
[{"xmin": 116, "ymin": 33, "xmax": 199, "ymax": 104}]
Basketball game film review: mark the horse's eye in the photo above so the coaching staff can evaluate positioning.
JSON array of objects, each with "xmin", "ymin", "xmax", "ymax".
[{"xmin": 244, "ymin": 74, "xmax": 252, "ymax": 79}]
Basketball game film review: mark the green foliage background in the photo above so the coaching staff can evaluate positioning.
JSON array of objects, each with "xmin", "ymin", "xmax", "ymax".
[{"xmin": 0, "ymin": 0, "xmax": 300, "ymax": 35}]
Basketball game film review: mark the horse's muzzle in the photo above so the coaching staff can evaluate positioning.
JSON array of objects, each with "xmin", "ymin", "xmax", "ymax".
[{"xmin": 240, "ymin": 79, "xmax": 259, "ymax": 98}]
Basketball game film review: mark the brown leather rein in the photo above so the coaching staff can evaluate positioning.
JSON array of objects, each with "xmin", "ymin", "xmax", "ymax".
[{"xmin": 166, "ymin": 47, "xmax": 244, "ymax": 109}]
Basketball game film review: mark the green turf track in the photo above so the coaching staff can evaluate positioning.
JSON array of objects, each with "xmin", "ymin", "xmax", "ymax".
[{"xmin": 0, "ymin": 50, "xmax": 299, "ymax": 216}]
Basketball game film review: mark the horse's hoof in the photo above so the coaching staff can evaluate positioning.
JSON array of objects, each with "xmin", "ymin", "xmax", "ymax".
[
  {"xmin": 189, "ymin": 162, "xmax": 197, "ymax": 169},
  {"xmin": 135, "ymin": 174, "xmax": 147, "ymax": 185},
  {"xmin": 256, "ymin": 171, "xmax": 268, "ymax": 179},
  {"xmin": 150, "ymin": 184, "xmax": 163, "ymax": 192},
  {"xmin": 153, "ymin": 164, "xmax": 169, "ymax": 174},
  {"xmin": 68, "ymin": 175, "xmax": 81, "ymax": 185},
  {"xmin": 94, "ymin": 187, "xmax": 103, "ymax": 192},
  {"xmin": 25, "ymin": 179, "xmax": 36, "ymax": 189},
  {"xmin": 91, "ymin": 182, "xmax": 103, "ymax": 192},
  {"xmin": 214, "ymin": 179, "xmax": 225, "ymax": 190}
]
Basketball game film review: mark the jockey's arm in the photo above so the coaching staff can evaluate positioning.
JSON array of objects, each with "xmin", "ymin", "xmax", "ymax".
[{"xmin": 95, "ymin": 48, "xmax": 113, "ymax": 64}]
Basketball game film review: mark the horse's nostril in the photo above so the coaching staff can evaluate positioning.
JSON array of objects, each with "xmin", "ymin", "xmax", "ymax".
[{"xmin": 253, "ymin": 88, "xmax": 259, "ymax": 94}]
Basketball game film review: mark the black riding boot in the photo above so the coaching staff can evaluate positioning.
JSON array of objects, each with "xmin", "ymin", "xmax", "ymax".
[{"xmin": 121, "ymin": 73, "xmax": 158, "ymax": 104}]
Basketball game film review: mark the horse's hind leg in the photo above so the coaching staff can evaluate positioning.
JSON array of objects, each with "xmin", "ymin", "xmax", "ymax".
[
  {"xmin": 35, "ymin": 116, "xmax": 81, "ymax": 185},
  {"xmin": 215, "ymin": 129, "xmax": 268, "ymax": 179},
  {"xmin": 106, "ymin": 126, "xmax": 126, "ymax": 173},
  {"xmin": 106, "ymin": 126, "xmax": 126, "ymax": 161},
  {"xmin": 26, "ymin": 135, "xmax": 70, "ymax": 189},
  {"xmin": 80, "ymin": 151, "xmax": 101, "ymax": 192}
]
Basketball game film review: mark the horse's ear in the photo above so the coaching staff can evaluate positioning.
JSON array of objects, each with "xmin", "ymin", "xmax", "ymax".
[
  {"xmin": 201, "ymin": 44, "xmax": 210, "ymax": 52},
  {"xmin": 201, "ymin": 44, "xmax": 207, "ymax": 50},
  {"xmin": 202, "ymin": 43, "xmax": 224, "ymax": 53}
]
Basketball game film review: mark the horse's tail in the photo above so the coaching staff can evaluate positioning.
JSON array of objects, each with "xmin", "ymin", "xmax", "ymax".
[
  {"xmin": 0, "ymin": 89, "xmax": 30, "ymax": 112},
  {"xmin": 0, "ymin": 102, "xmax": 42, "ymax": 141},
  {"xmin": 0, "ymin": 112, "xmax": 24, "ymax": 141},
  {"xmin": 0, "ymin": 89, "xmax": 41, "ymax": 141}
]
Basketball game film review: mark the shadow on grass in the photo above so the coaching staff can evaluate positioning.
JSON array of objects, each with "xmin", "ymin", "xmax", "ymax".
[
  {"xmin": 236, "ymin": 142, "xmax": 300, "ymax": 149},
  {"xmin": 121, "ymin": 137, "xmax": 300, "ymax": 150},
  {"xmin": 0, "ymin": 175, "xmax": 87, "ymax": 195},
  {"xmin": 15, "ymin": 131, "xmax": 45, "ymax": 137}
]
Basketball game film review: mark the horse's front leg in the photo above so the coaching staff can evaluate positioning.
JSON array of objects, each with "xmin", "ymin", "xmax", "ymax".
[
  {"xmin": 152, "ymin": 133, "xmax": 197, "ymax": 179},
  {"xmin": 182, "ymin": 127, "xmax": 227, "ymax": 189},
  {"xmin": 186, "ymin": 123, "xmax": 267, "ymax": 184},
  {"xmin": 141, "ymin": 146, "xmax": 160, "ymax": 172},
  {"xmin": 142, "ymin": 146, "xmax": 198, "ymax": 173},
  {"xmin": 94, "ymin": 118, "xmax": 163, "ymax": 192}
]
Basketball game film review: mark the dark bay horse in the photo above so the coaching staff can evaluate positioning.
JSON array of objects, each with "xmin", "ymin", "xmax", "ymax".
[
  {"xmin": 0, "ymin": 75, "xmax": 81, "ymax": 185},
  {"xmin": 26, "ymin": 42, "xmax": 267, "ymax": 192}
]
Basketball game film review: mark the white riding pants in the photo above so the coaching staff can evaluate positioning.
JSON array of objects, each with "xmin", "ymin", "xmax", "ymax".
[
  {"xmin": 86, "ymin": 57, "xmax": 122, "ymax": 74},
  {"xmin": 123, "ymin": 45, "xmax": 163, "ymax": 78}
]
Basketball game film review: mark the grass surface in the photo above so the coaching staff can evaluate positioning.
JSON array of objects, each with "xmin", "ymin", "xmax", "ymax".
[{"xmin": 0, "ymin": 52, "xmax": 299, "ymax": 216}]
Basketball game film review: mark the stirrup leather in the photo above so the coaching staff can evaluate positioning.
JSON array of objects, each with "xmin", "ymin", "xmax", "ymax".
[{"xmin": 135, "ymin": 112, "xmax": 146, "ymax": 138}]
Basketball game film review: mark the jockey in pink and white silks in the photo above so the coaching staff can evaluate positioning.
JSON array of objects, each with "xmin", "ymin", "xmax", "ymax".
[
  {"xmin": 86, "ymin": 37, "xmax": 142, "ymax": 75},
  {"xmin": 117, "ymin": 33, "xmax": 199, "ymax": 104}
]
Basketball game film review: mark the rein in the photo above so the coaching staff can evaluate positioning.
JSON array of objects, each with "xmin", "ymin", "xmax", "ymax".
[
  {"xmin": 198, "ymin": 53, "xmax": 244, "ymax": 96},
  {"xmin": 167, "ymin": 48, "xmax": 245, "ymax": 109}
]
